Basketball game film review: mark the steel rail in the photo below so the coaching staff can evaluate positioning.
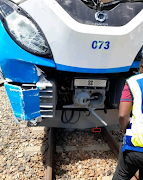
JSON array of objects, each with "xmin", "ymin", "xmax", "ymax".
[
  {"xmin": 101, "ymin": 126, "xmax": 119, "ymax": 158},
  {"xmin": 45, "ymin": 128, "xmax": 54, "ymax": 180}
]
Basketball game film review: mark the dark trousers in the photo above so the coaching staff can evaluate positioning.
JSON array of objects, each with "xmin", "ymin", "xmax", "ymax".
[{"xmin": 112, "ymin": 149, "xmax": 143, "ymax": 180}]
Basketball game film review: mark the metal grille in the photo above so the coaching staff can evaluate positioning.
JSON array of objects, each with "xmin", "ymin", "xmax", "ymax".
[{"xmin": 40, "ymin": 81, "xmax": 55, "ymax": 118}]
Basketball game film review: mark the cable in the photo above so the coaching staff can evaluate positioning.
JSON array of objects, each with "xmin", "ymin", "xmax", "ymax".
[
  {"xmin": 61, "ymin": 110, "xmax": 80, "ymax": 124},
  {"xmin": 61, "ymin": 110, "xmax": 73, "ymax": 124},
  {"xmin": 65, "ymin": 110, "xmax": 74, "ymax": 123},
  {"xmin": 69, "ymin": 111, "xmax": 80, "ymax": 124}
]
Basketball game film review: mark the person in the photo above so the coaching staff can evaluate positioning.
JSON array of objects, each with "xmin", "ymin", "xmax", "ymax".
[{"xmin": 112, "ymin": 59, "xmax": 143, "ymax": 180}]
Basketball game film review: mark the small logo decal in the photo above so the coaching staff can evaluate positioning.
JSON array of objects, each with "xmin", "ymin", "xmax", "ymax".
[{"xmin": 95, "ymin": 12, "xmax": 108, "ymax": 22}]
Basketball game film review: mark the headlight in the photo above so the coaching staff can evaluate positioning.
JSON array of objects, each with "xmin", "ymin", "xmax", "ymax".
[{"xmin": 0, "ymin": 0, "xmax": 52, "ymax": 57}]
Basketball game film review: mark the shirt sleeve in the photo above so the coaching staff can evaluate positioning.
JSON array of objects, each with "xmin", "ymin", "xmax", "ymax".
[{"xmin": 120, "ymin": 84, "xmax": 133, "ymax": 102}]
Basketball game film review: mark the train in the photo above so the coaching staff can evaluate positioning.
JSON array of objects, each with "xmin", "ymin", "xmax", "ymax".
[{"xmin": 0, "ymin": 0, "xmax": 142, "ymax": 128}]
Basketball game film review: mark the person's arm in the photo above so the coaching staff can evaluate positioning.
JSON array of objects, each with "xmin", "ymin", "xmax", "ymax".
[
  {"xmin": 119, "ymin": 83, "xmax": 133, "ymax": 134},
  {"xmin": 118, "ymin": 101, "xmax": 132, "ymax": 134}
]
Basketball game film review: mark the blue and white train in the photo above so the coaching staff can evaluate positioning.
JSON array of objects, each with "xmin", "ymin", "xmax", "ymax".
[{"xmin": 0, "ymin": 0, "xmax": 142, "ymax": 128}]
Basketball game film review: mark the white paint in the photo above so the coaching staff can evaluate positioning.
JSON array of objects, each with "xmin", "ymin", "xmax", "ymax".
[
  {"xmin": 5, "ymin": 78, "xmax": 13, "ymax": 82},
  {"xmin": 9, "ymin": 88, "xmax": 19, "ymax": 92},
  {"xmin": 19, "ymin": 0, "xmax": 143, "ymax": 70}
]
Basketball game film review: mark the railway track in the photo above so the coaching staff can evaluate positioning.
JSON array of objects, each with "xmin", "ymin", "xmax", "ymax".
[
  {"xmin": 45, "ymin": 126, "xmax": 140, "ymax": 180},
  {"xmin": 45, "ymin": 126, "xmax": 120, "ymax": 180}
]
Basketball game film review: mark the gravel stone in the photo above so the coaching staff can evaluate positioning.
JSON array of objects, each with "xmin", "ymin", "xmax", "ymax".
[
  {"xmin": 3, "ymin": 163, "xmax": 7, "ymax": 167},
  {"xmin": 109, "ymin": 125, "xmax": 123, "ymax": 143},
  {"xmin": 54, "ymin": 129, "xmax": 118, "ymax": 179},
  {"xmin": 107, "ymin": 170, "xmax": 112, "ymax": 176},
  {"xmin": 18, "ymin": 167, "xmax": 25, "ymax": 172}
]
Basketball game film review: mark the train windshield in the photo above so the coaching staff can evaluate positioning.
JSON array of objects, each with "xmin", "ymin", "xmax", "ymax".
[{"xmin": 81, "ymin": 0, "xmax": 143, "ymax": 10}]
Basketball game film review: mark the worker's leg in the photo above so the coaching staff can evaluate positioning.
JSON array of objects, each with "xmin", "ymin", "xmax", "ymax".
[{"xmin": 112, "ymin": 150, "xmax": 138, "ymax": 180}]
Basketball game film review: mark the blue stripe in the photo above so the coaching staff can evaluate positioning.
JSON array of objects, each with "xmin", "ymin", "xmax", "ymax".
[
  {"xmin": 122, "ymin": 144, "xmax": 143, "ymax": 153},
  {"xmin": 124, "ymin": 135, "xmax": 134, "ymax": 146},
  {"xmin": 56, "ymin": 63, "xmax": 131, "ymax": 73},
  {"xmin": 137, "ymin": 79, "xmax": 143, "ymax": 113},
  {"xmin": 131, "ymin": 61, "xmax": 140, "ymax": 68}
]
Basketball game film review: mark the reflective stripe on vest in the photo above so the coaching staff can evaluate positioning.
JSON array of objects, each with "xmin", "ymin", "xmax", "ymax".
[{"xmin": 125, "ymin": 73, "xmax": 143, "ymax": 147}]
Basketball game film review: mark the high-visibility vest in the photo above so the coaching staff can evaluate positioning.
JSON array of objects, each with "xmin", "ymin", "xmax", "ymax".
[{"xmin": 125, "ymin": 73, "xmax": 143, "ymax": 147}]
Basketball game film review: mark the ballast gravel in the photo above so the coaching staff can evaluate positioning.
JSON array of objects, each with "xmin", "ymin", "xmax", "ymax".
[
  {"xmin": 0, "ymin": 83, "xmax": 48, "ymax": 180},
  {"xmin": 109, "ymin": 125, "xmax": 123, "ymax": 143},
  {"xmin": 54, "ymin": 129, "xmax": 118, "ymax": 180}
]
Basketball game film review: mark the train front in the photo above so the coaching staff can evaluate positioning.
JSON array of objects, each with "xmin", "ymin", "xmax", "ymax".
[{"xmin": 0, "ymin": 0, "xmax": 142, "ymax": 128}]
